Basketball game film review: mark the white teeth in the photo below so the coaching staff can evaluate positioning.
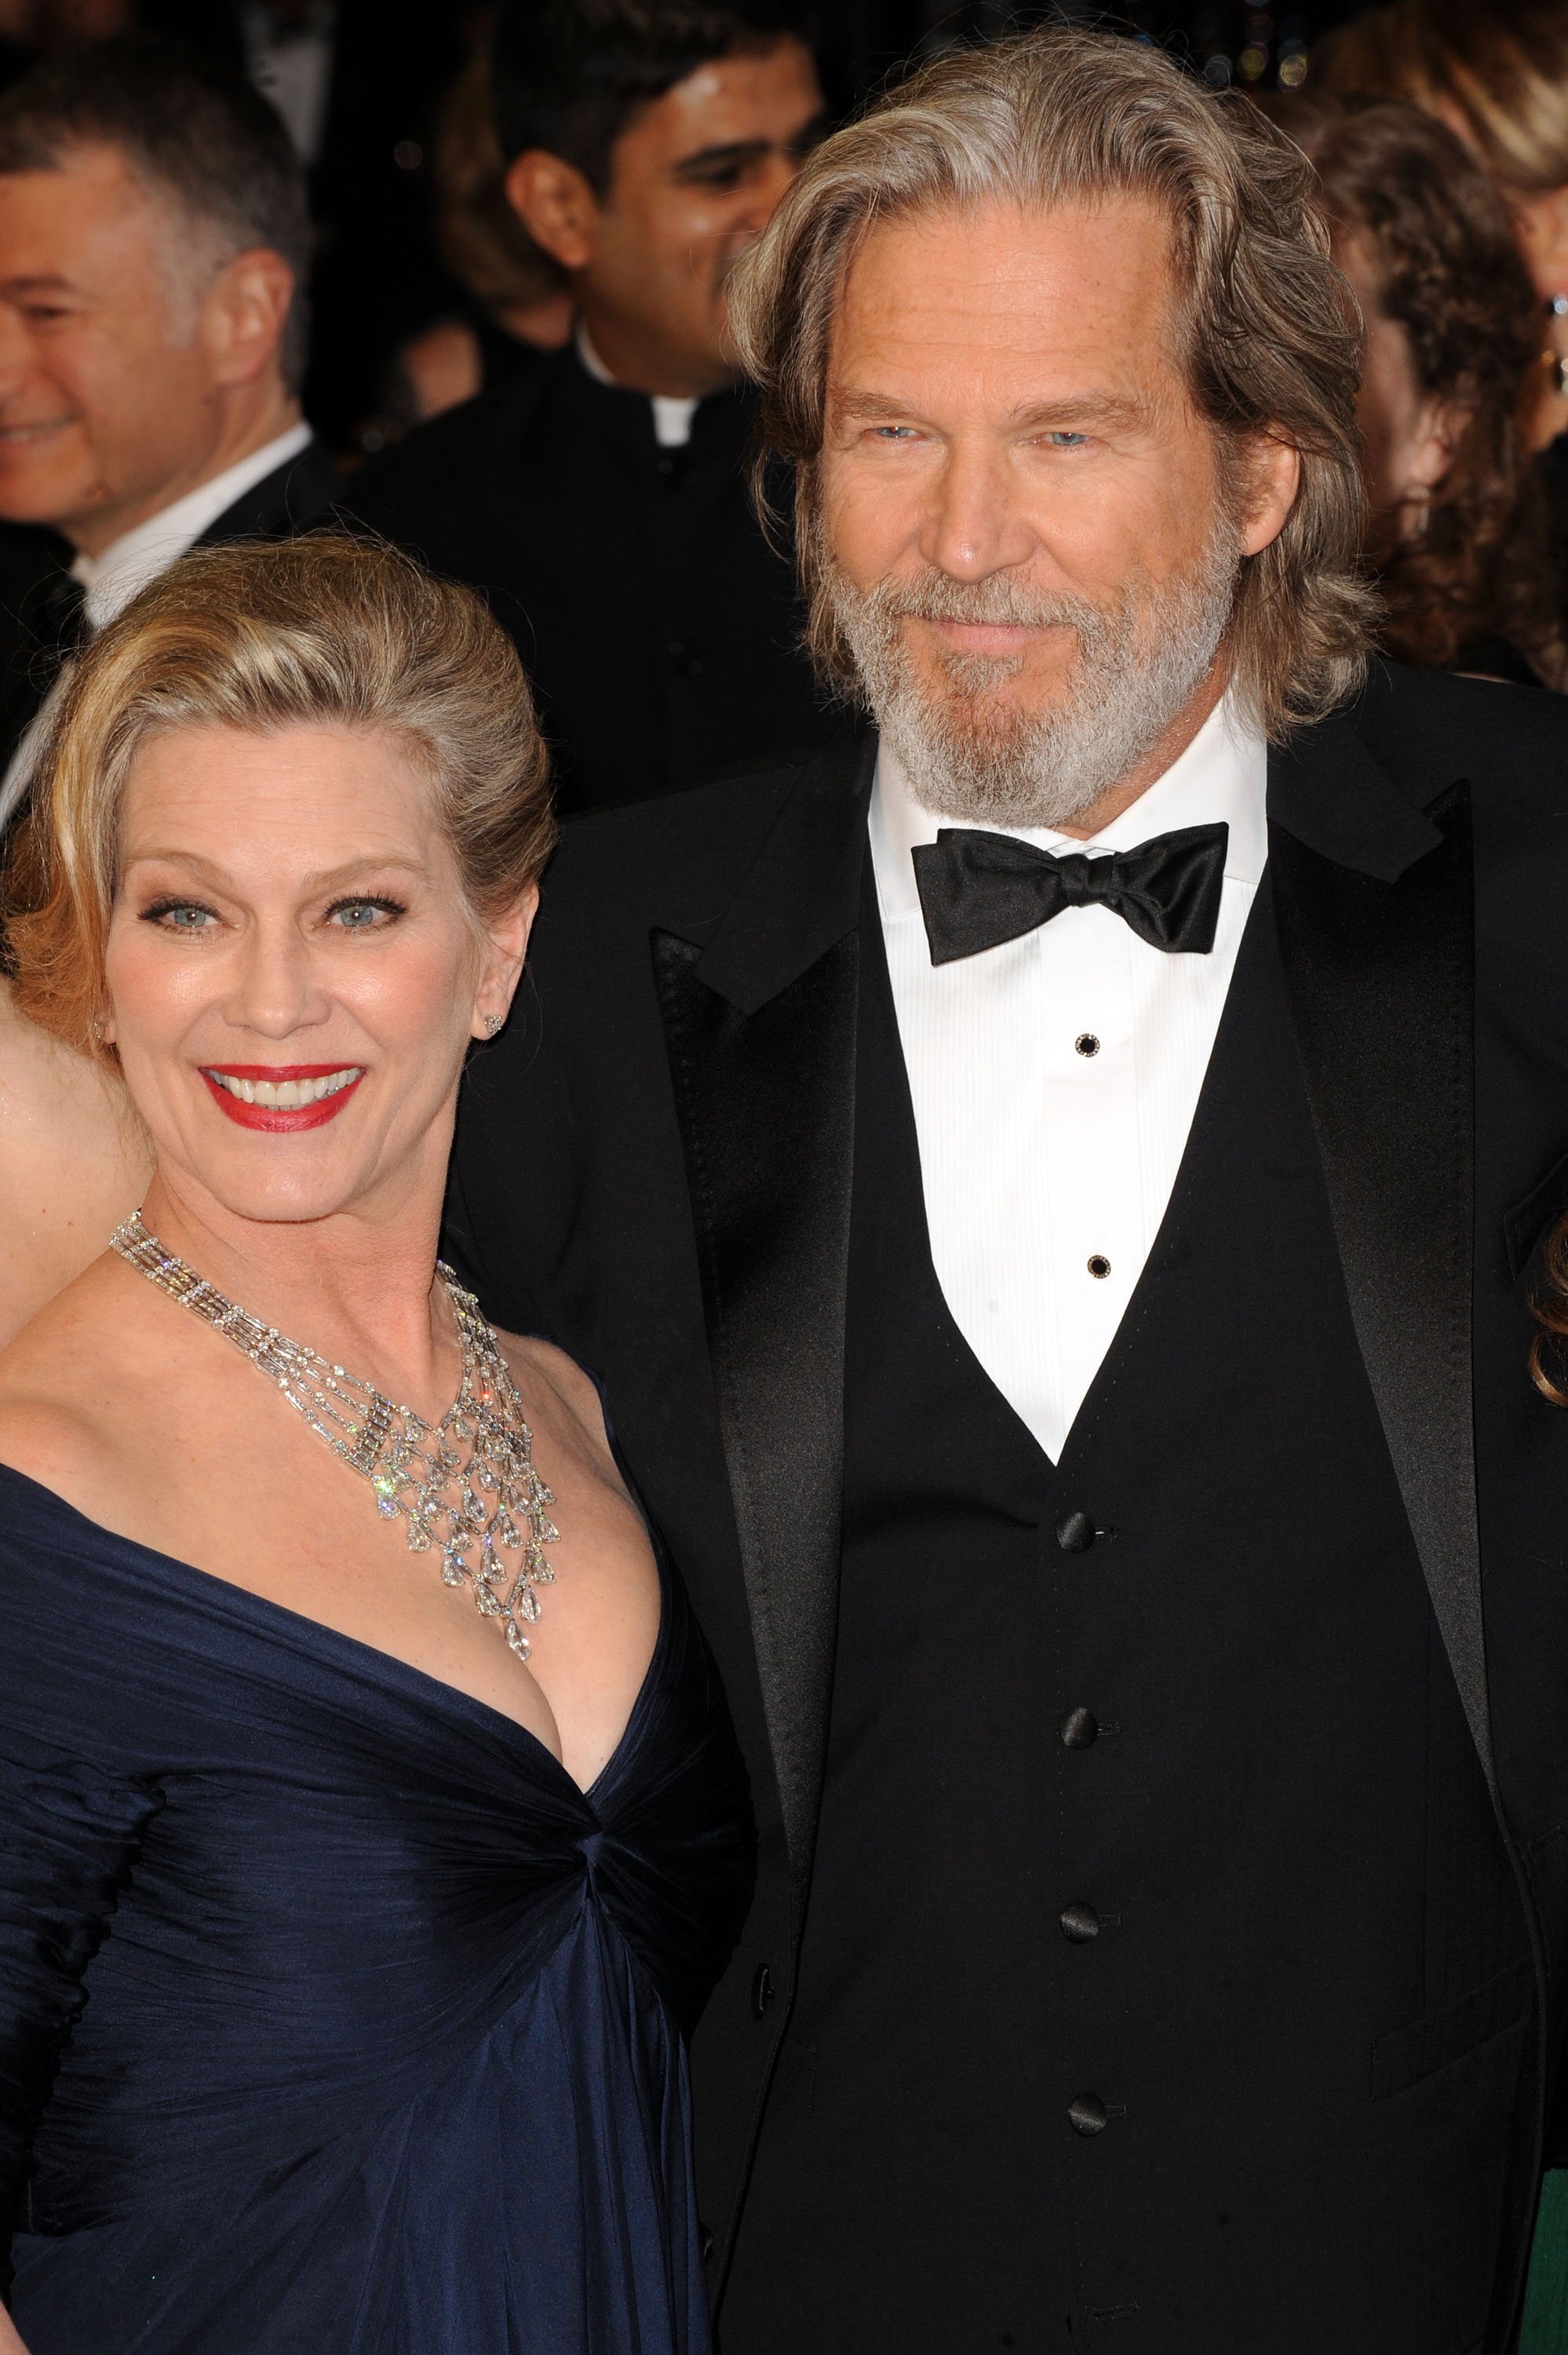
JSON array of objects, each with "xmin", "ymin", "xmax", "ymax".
[{"xmin": 206, "ymin": 1066, "xmax": 362, "ymax": 1108}]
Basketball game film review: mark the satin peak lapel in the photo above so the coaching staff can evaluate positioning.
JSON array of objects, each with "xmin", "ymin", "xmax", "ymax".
[
  {"xmin": 1269, "ymin": 747, "xmax": 1490, "ymax": 1792},
  {"xmin": 651, "ymin": 742, "xmax": 871, "ymax": 1921}
]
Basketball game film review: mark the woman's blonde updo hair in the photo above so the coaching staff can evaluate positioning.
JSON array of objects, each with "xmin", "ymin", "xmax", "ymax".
[{"xmin": 3, "ymin": 534, "xmax": 556, "ymax": 1067}]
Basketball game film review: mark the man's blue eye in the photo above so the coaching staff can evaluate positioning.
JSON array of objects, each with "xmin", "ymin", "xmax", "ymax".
[{"xmin": 1045, "ymin": 432, "xmax": 1089, "ymax": 448}]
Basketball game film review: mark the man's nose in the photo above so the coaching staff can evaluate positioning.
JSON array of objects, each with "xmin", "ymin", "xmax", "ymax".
[{"xmin": 920, "ymin": 440, "xmax": 1037, "ymax": 582}]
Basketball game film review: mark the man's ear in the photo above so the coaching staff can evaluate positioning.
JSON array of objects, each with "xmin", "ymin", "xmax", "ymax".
[
  {"xmin": 1238, "ymin": 431, "xmax": 1302, "ymax": 559},
  {"xmin": 202, "ymin": 246, "xmax": 295, "ymax": 392},
  {"xmin": 505, "ymin": 149, "xmax": 600, "ymax": 273}
]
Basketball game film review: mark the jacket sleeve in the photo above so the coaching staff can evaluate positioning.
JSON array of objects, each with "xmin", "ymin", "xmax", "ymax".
[{"xmin": 0, "ymin": 1737, "xmax": 160, "ymax": 2290}]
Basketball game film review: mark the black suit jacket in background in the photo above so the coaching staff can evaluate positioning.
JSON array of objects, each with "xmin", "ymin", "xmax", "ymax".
[
  {"xmin": 0, "ymin": 434, "xmax": 344, "ymax": 777},
  {"xmin": 445, "ymin": 663, "xmax": 1568, "ymax": 2350},
  {"xmin": 347, "ymin": 345, "xmax": 837, "ymax": 816}
]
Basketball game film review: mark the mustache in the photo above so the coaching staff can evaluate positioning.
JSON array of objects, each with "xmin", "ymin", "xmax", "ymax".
[{"xmin": 842, "ymin": 565, "xmax": 1118, "ymax": 646}]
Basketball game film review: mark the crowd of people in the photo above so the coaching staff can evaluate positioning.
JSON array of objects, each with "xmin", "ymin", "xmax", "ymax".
[{"xmin": 4, "ymin": 4, "xmax": 1568, "ymax": 2353}]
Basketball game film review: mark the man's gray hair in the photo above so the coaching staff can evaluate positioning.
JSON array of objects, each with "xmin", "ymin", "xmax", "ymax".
[
  {"xmin": 0, "ymin": 34, "xmax": 312, "ymax": 396},
  {"xmin": 727, "ymin": 27, "xmax": 1377, "ymax": 740}
]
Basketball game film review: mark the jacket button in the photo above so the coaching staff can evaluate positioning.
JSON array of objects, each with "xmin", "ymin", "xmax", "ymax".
[
  {"xmin": 1069, "ymin": 2094, "xmax": 1109, "ymax": 2136},
  {"xmin": 1060, "ymin": 1901, "xmax": 1100, "ymax": 1942},
  {"xmin": 1059, "ymin": 1706, "xmax": 1099, "ymax": 1749},
  {"xmin": 751, "ymin": 1963, "xmax": 775, "ymax": 2018},
  {"xmin": 1055, "ymin": 1510, "xmax": 1096, "ymax": 1553}
]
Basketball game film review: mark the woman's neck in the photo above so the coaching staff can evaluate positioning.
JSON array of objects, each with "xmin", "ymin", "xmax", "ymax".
[{"xmin": 133, "ymin": 1165, "xmax": 461, "ymax": 1424}]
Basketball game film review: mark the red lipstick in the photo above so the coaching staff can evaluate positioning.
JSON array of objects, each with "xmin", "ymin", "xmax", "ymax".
[{"xmin": 200, "ymin": 1063, "xmax": 365, "ymax": 1133}]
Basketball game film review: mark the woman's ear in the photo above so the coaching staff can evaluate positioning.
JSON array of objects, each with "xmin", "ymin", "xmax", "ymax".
[{"xmin": 471, "ymin": 885, "xmax": 538, "ymax": 1042}]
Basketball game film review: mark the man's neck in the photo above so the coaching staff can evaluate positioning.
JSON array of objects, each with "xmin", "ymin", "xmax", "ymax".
[
  {"xmin": 574, "ymin": 298, "xmax": 735, "ymax": 401},
  {"xmin": 1052, "ymin": 659, "xmax": 1231, "ymax": 841},
  {"xmin": 67, "ymin": 385, "xmax": 304, "ymax": 560}
]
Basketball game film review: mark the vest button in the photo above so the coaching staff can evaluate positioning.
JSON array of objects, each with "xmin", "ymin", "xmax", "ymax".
[
  {"xmin": 1060, "ymin": 1901, "xmax": 1100, "ymax": 1942},
  {"xmin": 1055, "ymin": 1510, "xmax": 1096, "ymax": 1553},
  {"xmin": 1068, "ymin": 2094, "xmax": 1109, "ymax": 2135},
  {"xmin": 1059, "ymin": 1706, "xmax": 1099, "ymax": 1749},
  {"xmin": 751, "ymin": 1963, "xmax": 775, "ymax": 2017}
]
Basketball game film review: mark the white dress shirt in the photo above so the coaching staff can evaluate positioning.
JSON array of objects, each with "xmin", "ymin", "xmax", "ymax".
[
  {"xmin": 0, "ymin": 422, "xmax": 314, "ymax": 830},
  {"xmin": 870, "ymin": 692, "xmax": 1268, "ymax": 1464},
  {"xmin": 69, "ymin": 420, "xmax": 315, "ymax": 632}
]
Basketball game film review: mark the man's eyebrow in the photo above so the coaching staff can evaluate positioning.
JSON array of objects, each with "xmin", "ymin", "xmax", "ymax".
[
  {"xmin": 1007, "ymin": 392, "xmax": 1150, "ymax": 431},
  {"xmin": 0, "ymin": 273, "xmax": 82, "ymax": 297},
  {"xmin": 670, "ymin": 137, "xmax": 772, "ymax": 179}
]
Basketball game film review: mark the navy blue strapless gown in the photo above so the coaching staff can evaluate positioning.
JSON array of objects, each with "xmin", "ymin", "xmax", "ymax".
[{"xmin": 0, "ymin": 1459, "xmax": 754, "ymax": 2353}]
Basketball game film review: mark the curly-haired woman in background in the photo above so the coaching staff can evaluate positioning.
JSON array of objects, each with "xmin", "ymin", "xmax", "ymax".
[
  {"xmin": 1317, "ymin": 0, "xmax": 1568, "ymax": 629},
  {"xmin": 1294, "ymin": 94, "xmax": 1563, "ymax": 685}
]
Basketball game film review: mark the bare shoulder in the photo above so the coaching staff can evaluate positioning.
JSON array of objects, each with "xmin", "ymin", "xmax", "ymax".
[{"xmin": 0, "ymin": 980, "xmax": 151, "ymax": 1349}]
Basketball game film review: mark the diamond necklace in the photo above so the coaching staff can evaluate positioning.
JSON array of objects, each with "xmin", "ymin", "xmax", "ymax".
[{"xmin": 109, "ymin": 1210, "xmax": 558, "ymax": 1663}]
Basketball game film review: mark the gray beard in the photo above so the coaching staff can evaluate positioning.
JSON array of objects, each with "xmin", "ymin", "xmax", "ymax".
[{"xmin": 822, "ymin": 535, "xmax": 1240, "ymax": 830}]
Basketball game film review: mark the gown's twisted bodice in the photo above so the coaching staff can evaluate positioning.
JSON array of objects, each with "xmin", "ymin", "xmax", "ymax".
[{"xmin": 0, "ymin": 1459, "xmax": 754, "ymax": 2354}]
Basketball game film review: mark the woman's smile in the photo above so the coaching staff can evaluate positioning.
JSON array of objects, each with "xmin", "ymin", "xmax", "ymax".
[{"xmin": 199, "ymin": 1061, "xmax": 366, "ymax": 1130}]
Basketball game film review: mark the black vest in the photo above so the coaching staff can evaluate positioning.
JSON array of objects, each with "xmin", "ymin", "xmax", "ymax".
[{"xmin": 720, "ymin": 879, "xmax": 1528, "ymax": 2355}]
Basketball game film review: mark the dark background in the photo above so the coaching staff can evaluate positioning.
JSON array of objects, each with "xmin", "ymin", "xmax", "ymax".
[{"xmin": 6, "ymin": 0, "xmax": 1373, "ymax": 447}]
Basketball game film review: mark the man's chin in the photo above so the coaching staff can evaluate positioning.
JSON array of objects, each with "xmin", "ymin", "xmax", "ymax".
[{"xmin": 0, "ymin": 452, "xmax": 82, "ymax": 527}]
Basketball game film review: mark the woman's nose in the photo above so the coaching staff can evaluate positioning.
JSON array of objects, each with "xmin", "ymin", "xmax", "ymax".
[{"xmin": 225, "ymin": 925, "xmax": 330, "ymax": 1039}]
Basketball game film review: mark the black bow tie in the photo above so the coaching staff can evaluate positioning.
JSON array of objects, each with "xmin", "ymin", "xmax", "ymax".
[{"xmin": 911, "ymin": 820, "xmax": 1230, "ymax": 966}]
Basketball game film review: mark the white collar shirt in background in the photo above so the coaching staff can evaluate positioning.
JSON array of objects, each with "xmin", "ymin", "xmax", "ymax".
[
  {"xmin": 575, "ymin": 319, "xmax": 699, "ymax": 449},
  {"xmin": 0, "ymin": 422, "xmax": 315, "ymax": 831},
  {"xmin": 69, "ymin": 420, "xmax": 314, "ymax": 633},
  {"xmin": 870, "ymin": 692, "xmax": 1268, "ymax": 1464}
]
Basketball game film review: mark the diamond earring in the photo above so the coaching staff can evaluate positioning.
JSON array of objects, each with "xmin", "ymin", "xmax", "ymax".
[{"xmin": 483, "ymin": 1013, "xmax": 504, "ymax": 1038}]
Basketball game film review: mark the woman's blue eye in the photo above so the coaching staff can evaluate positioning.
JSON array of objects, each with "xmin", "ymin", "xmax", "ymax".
[
  {"xmin": 326, "ymin": 897, "xmax": 405, "ymax": 930},
  {"xmin": 156, "ymin": 904, "xmax": 216, "ymax": 930}
]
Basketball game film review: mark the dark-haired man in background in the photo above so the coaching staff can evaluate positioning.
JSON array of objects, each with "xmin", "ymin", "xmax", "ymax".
[
  {"xmin": 0, "ymin": 35, "xmax": 341, "ymax": 812},
  {"xmin": 351, "ymin": 0, "xmax": 833, "ymax": 816}
]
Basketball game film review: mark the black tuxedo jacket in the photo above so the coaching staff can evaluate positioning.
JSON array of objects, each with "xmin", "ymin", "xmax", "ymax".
[
  {"xmin": 446, "ymin": 663, "xmax": 1568, "ymax": 2346},
  {"xmin": 347, "ymin": 347, "xmax": 837, "ymax": 816},
  {"xmin": 0, "ymin": 436, "xmax": 344, "ymax": 775}
]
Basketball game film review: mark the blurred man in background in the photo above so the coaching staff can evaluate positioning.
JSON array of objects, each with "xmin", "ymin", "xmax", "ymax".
[
  {"xmin": 351, "ymin": 0, "xmax": 835, "ymax": 816},
  {"xmin": 0, "ymin": 33, "xmax": 340, "ymax": 806}
]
